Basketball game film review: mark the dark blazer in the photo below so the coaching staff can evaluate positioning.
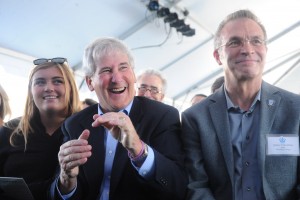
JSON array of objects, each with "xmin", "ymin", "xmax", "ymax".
[
  {"xmin": 51, "ymin": 96, "xmax": 187, "ymax": 200},
  {"xmin": 181, "ymin": 81, "xmax": 300, "ymax": 200}
]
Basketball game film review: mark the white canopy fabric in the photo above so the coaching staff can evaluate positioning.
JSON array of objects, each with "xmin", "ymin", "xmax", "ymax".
[{"xmin": 0, "ymin": 0, "xmax": 299, "ymax": 119}]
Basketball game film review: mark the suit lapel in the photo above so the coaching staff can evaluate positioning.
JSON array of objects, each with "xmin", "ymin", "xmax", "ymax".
[
  {"xmin": 208, "ymin": 82, "xmax": 282, "ymax": 195},
  {"xmin": 85, "ymin": 125, "xmax": 106, "ymax": 178},
  {"xmin": 110, "ymin": 97, "xmax": 143, "ymax": 195},
  {"xmin": 209, "ymin": 89, "xmax": 234, "ymax": 182},
  {"xmin": 258, "ymin": 82, "xmax": 282, "ymax": 173},
  {"xmin": 80, "ymin": 105, "xmax": 106, "ymax": 186},
  {"xmin": 128, "ymin": 97, "xmax": 143, "ymax": 131}
]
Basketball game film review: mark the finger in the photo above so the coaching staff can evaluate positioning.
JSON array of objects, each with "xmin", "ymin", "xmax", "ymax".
[
  {"xmin": 61, "ymin": 130, "xmax": 90, "ymax": 149},
  {"xmin": 62, "ymin": 152, "xmax": 91, "ymax": 167},
  {"xmin": 92, "ymin": 117, "xmax": 113, "ymax": 129},
  {"xmin": 118, "ymin": 116, "xmax": 126, "ymax": 125},
  {"xmin": 92, "ymin": 114, "xmax": 111, "ymax": 128},
  {"xmin": 92, "ymin": 116, "xmax": 102, "ymax": 127},
  {"xmin": 66, "ymin": 156, "xmax": 90, "ymax": 169},
  {"xmin": 59, "ymin": 144, "xmax": 92, "ymax": 157},
  {"xmin": 117, "ymin": 132, "xmax": 127, "ymax": 144},
  {"xmin": 92, "ymin": 112, "xmax": 120, "ymax": 123},
  {"xmin": 78, "ymin": 129, "xmax": 90, "ymax": 140},
  {"xmin": 93, "ymin": 114, "xmax": 101, "ymax": 120},
  {"xmin": 60, "ymin": 139, "xmax": 88, "ymax": 151},
  {"xmin": 59, "ymin": 148, "xmax": 92, "ymax": 169}
]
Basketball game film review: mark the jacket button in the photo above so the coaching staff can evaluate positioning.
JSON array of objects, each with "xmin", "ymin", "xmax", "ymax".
[{"xmin": 160, "ymin": 177, "xmax": 168, "ymax": 186}]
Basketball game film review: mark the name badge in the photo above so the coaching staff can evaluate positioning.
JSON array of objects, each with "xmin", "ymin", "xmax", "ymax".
[{"xmin": 266, "ymin": 134, "xmax": 299, "ymax": 156}]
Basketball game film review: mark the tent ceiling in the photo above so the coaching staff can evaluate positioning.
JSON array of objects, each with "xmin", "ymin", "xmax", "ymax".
[{"xmin": 0, "ymin": 0, "xmax": 299, "ymax": 116}]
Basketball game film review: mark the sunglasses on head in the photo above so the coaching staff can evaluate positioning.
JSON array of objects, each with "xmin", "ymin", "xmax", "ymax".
[{"xmin": 33, "ymin": 57, "xmax": 67, "ymax": 65}]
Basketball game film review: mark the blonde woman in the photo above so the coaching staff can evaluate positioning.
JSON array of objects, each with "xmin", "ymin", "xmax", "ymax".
[{"xmin": 0, "ymin": 58, "xmax": 81, "ymax": 200}]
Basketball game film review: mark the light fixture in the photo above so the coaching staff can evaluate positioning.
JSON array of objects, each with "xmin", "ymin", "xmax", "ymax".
[
  {"xmin": 170, "ymin": 19, "xmax": 185, "ymax": 29},
  {"xmin": 176, "ymin": 24, "xmax": 196, "ymax": 37},
  {"xmin": 157, "ymin": 7, "xmax": 170, "ymax": 17},
  {"xmin": 148, "ymin": 0, "xmax": 159, "ymax": 11},
  {"xmin": 176, "ymin": 24, "xmax": 190, "ymax": 32},
  {"xmin": 163, "ymin": 12, "xmax": 178, "ymax": 23},
  {"xmin": 181, "ymin": 28, "xmax": 196, "ymax": 36},
  {"xmin": 145, "ymin": 2, "xmax": 195, "ymax": 37}
]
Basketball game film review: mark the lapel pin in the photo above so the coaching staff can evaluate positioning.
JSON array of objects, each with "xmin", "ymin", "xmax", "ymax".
[{"xmin": 267, "ymin": 99, "xmax": 275, "ymax": 107}]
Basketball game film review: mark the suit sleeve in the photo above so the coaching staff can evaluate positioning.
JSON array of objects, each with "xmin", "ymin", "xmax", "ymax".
[
  {"xmin": 49, "ymin": 120, "xmax": 84, "ymax": 200},
  {"xmin": 145, "ymin": 106, "xmax": 188, "ymax": 200},
  {"xmin": 181, "ymin": 111, "xmax": 216, "ymax": 200}
]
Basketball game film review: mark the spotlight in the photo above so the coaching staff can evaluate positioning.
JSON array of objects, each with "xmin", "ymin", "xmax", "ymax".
[
  {"xmin": 157, "ymin": 7, "xmax": 170, "ymax": 17},
  {"xmin": 170, "ymin": 19, "xmax": 185, "ymax": 29},
  {"xmin": 181, "ymin": 28, "xmax": 196, "ymax": 37},
  {"xmin": 176, "ymin": 24, "xmax": 191, "ymax": 32},
  {"xmin": 164, "ymin": 12, "xmax": 178, "ymax": 23},
  {"xmin": 148, "ymin": 0, "xmax": 159, "ymax": 11},
  {"xmin": 176, "ymin": 24, "xmax": 196, "ymax": 37},
  {"xmin": 182, "ymin": 9, "xmax": 189, "ymax": 17},
  {"xmin": 143, "ymin": 3, "xmax": 196, "ymax": 38}
]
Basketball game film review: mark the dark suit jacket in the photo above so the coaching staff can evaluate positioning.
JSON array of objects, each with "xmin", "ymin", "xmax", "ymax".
[
  {"xmin": 51, "ymin": 96, "xmax": 187, "ymax": 200},
  {"xmin": 181, "ymin": 81, "xmax": 300, "ymax": 200}
]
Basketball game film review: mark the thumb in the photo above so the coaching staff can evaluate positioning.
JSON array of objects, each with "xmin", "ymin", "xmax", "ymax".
[{"xmin": 78, "ymin": 129, "xmax": 90, "ymax": 140}]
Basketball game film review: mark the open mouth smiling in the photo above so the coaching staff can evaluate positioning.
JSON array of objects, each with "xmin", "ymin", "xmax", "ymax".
[
  {"xmin": 43, "ymin": 95, "xmax": 58, "ymax": 100},
  {"xmin": 110, "ymin": 87, "xmax": 126, "ymax": 94}
]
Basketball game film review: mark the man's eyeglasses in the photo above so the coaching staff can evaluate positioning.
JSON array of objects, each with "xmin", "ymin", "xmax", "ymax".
[
  {"xmin": 33, "ymin": 57, "xmax": 67, "ymax": 65},
  {"xmin": 217, "ymin": 37, "xmax": 266, "ymax": 49},
  {"xmin": 138, "ymin": 86, "xmax": 162, "ymax": 95}
]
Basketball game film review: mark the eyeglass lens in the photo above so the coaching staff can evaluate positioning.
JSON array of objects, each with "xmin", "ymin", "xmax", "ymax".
[
  {"xmin": 218, "ymin": 37, "xmax": 265, "ymax": 49},
  {"xmin": 139, "ymin": 86, "xmax": 160, "ymax": 94},
  {"xmin": 33, "ymin": 57, "xmax": 67, "ymax": 65}
]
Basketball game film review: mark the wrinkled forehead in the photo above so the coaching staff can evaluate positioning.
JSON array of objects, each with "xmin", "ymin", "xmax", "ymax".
[
  {"xmin": 221, "ymin": 18, "xmax": 265, "ymax": 40},
  {"xmin": 97, "ymin": 49, "xmax": 131, "ymax": 65},
  {"xmin": 138, "ymin": 74, "xmax": 162, "ymax": 86}
]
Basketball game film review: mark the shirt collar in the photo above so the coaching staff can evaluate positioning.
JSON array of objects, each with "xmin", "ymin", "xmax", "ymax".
[
  {"xmin": 224, "ymin": 86, "xmax": 261, "ymax": 112},
  {"xmin": 97, "ymin": 100, "xmax": 133, "ymax": 115}
]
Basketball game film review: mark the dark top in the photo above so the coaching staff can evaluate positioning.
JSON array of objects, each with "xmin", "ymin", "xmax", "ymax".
[{"xmin": 0, "ymin": 116, "xmax": 63, "ymax": 200}]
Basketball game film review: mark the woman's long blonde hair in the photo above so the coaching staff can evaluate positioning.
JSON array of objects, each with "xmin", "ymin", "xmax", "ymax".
[
  {"xmin": 0, "ymin": 84, "xmax": 12, "ymax": 125},
  {"xmin": 9, "ymin": 61, "xmax": 81, "ymax": 148}
]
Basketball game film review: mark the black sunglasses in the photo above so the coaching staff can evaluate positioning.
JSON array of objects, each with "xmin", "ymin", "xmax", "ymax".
[{"xmin": 33, "ymin": 57, "xmax": 67, "ymax": 65}]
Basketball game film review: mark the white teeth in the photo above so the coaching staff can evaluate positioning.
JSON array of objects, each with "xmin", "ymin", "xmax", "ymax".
[
  {"xmin": 112, "ymin": 87, "xmax": 125, "ymax": 92},
  {"xmin": 44, "ymin": 96, "xmax": 57, "ymax": 99}
]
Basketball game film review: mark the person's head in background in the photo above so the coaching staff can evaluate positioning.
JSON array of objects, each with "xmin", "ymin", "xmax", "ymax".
[
  {"xmin": 190, "ymin": 93, "xmax": 207, "ymax": 106},
  {"xmin": 81, "ymin": 98, "xmax": 98, "ymax": 110},
  {"xmin": 0, "ymin": 84, "xmax": 12, "ymax": 126},
  {"xmin": 136, "ymin": 69, "xmax": 166, "ymax": 102},
  {"xmin": 10, "ymin": 58, "xmax": 81, "ymax": 146},
  {"xmin": 211, "ymin": 76, "xmax": 224, "ymax": 93}
]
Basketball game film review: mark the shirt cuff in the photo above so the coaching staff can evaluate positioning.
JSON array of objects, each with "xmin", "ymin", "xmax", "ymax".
[
  {"xmin": 131, "ymin": 145, "xmax": 155, "ymax": 179},
  {"xmin": 55, "ymin": 177, "xmax": 77, "ymax": 200}
]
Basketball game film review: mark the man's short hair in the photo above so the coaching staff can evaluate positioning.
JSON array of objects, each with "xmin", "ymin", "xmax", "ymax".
[{"xmin": 137, "ymin": 69, "xmax": 167, "ymax": 93}]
